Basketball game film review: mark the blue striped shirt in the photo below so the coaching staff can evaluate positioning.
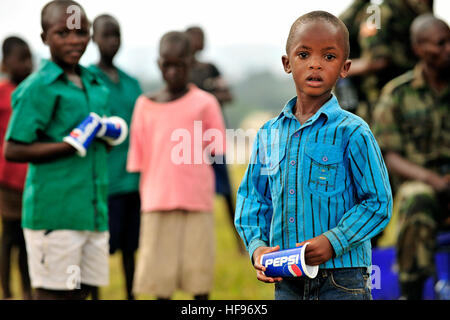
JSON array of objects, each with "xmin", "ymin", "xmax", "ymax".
[{"xmin": 234, "ymin": 95, "xmax": 392, "ymax": 269}]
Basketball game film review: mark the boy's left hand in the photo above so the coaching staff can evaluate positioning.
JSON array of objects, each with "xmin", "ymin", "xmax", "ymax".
[{"xmin": 296, "ymin": 235, "xmax": 335, "ymax": 266}]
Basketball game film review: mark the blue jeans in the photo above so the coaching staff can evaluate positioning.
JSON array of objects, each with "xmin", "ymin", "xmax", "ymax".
[{"xmin": 274, "ymin": 268, "xmax": 372, "ymax": 300}]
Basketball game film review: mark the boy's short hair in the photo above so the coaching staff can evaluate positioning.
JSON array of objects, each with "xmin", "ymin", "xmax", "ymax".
[
  {"xmin": 159, "ymin": 31, "xmax": 191, "ymax": 56},
  {"xmin": 41, "ymin": 0, "xmax": 85, "ymax": 32},
  {"xmin": 92, "ymin": 14, "xmax": 119, "ymax": 34},
  {"xmin": 185, "ymin": 26, "xmax": 203, "ymax": 35},
  {"xmin": 2, "ymin": 36, "xmax": 28, "ymax": 59},
  {"xmin": 286, "ymin": 10, "xmax": 350, "ymax": 59}
]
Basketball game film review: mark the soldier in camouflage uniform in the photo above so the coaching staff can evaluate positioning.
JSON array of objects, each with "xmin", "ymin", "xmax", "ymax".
[
  {"xmin": 346, "ymin": 0, "xmax": 433, "ymax": 123},
  {"xmin": 372, "ymin": 15, "xmax": 450, "ymax": 300}
]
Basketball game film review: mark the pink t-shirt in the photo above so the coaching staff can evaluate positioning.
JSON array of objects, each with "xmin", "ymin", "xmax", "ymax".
[{"xmin": 127, "ymin": 85, "xmax": 226, "ymax": 213}]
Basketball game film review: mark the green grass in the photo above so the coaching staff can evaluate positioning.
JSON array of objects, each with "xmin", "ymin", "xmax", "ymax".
[{"xmin": 3, "ymin": 164, "xmax": 274, "ymax": 300}]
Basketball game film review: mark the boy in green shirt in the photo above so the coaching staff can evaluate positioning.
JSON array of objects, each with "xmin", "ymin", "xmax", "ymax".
[
  {"xmin": 4, "ymin": 0, "xmax": 124, "ymax": 300},
  {"xmin": 89, "ymin": 14, "xmax": 142, "ymax": 300}
]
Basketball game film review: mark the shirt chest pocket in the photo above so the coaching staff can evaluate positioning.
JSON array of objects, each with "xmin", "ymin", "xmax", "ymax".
[
  {"xmin": 265, "ymin": 147, "xmax": 286, "ymax": 195},
  {"xmin": 304, "ymin": 142, "xmax": 345, "ymax": 197}
]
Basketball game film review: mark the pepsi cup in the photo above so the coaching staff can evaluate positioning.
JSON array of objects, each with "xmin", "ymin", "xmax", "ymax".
[
  {"xmin": 63, "ymin": 112, "xmax": 102, "ymax": 157},
  {"xmin": 260, "ymin": 243, "xmax": 319, "ymax": 278},
  {"xmin": 97, "ymin": 116, "xmax": 128, "ymax": 146}
]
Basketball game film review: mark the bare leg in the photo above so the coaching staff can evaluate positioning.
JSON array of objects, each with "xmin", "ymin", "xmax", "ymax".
[
  {"xmin": 17, "ymin": 238, "xmax": 32, "ymax": 300},
  {"xmin": 0, "ymin": 220, "xmax": 13, "ymax": 299},
  {"xmin": 122, "ymin": 250, "xmax": 136, "ymax": 300}
]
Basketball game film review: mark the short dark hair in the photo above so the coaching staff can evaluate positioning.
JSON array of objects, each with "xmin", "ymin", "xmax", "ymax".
[
  {"xmin": 2, "ymin": 36, "xmax": 28, "ymax": 59},
  {"xmin": 410, "ymin": 14, "xmax": 449, "ymax": 45},
  {"xmin": 286, "ymin": 11, "xmax": 350, "ymax": 59},
  {"xmin": 41, "ymin": 0, "xmax": 85, "ymax": 32},
  {"xmin": 159, "ymin": 31, "xmax": 191, "ymax": 56},
  {"xmin": 185, "ymin": 26, "xmax": 203, "ymax": 36},
  {"xmin": 93, "ymin": 14, "xmax": 119, "ymax": 35}
]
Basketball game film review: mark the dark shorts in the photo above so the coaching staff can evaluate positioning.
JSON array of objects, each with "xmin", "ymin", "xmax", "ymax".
[
  {"xmin": 1, "ymin": 218, "xmax": 26, "ymax": 247},
  {"xmin": 108, "ymin": 191, "xmax": 141, "ymax": 254},
  {"xmin": 212, "ymin": 162, "xmax": 232, "ymax": 196}
]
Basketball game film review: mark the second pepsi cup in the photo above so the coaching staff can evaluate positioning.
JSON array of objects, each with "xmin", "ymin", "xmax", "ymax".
[{"xmin": 260, "ymin": 243, "xmax": 319, "ymax": 278}]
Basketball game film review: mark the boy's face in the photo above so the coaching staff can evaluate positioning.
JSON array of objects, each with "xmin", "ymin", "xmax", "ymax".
[
  {"xmin": 41, "ymin": 8, "xmax": 90, "ymax": 68},
  {"xmin": 282, "ymin": 21, "xmax": 351, "ymax": 99},
  {"xmin": 93, "ymin": 20, "xmax": 121, "ymax": 59},
  {"xmin": 158, "ymin": 43, "xmax": 191, "ymax": 91},
  {"xmin": 1, "ymin": 44, "xmax": 33, "ymax": 84},
  {"xmin": 414, "ymin": 23, "xmax": 450, "ymax": 71}
]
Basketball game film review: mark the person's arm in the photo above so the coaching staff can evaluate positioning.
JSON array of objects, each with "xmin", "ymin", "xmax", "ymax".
[
  {"xmin": 203, "ymin": 96, "xmax": 227, "ymax": 164},
  {"xmin": 321, "ymin": 128, "xmax": 393, "ymax": 261},
  {"xmin": 234, "ymin": 127, "xmax": 280, "ymax": 282},
  {"xmin": 384, "ymin": 151, "xmax": 449, "ymax": 192},
  {"xmin": 347, "ymin": 56, "xmax": 389, "ymax": 77},
  {"xmin": 235, "ymin": 128, "xmax": 273, "ymax": 257},
  {"xmin": 4, "ymin": 140, "xmax": 75, "ymax": 164},
  {"xmin": 126, "ymin": 98, "xmax": 143, "ymax": 173},
  {"xmin": 3, "ymin": 81, "xmax": 77, "ymax": 163}
]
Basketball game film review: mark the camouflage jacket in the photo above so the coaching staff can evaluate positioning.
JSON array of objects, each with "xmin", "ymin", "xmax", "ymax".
[
  {"xmin": 372, "ymin": 63, "xmax": 450, "ymax": 176},
  {"xmin": 357, "ymin": 0, "xmax": 432, "ymax": 108}
]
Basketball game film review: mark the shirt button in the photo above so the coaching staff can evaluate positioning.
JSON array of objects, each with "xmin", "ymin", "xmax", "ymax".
[
  {"xmin": 294, "ymin": 133, "xmax": 299, "ymax": 138},
  {"xmin": 289, "ymin": 189, "xmax": 295, "ymax": 195},
  {"xmin": 290, "ymin": 160, "xmax": 296, "ymax": 166},
  {"xmin": 322, "ymin": 156, "xmax": 328, "ymax": 162},
  {"xmin": 289, "ymin": 217, "xmax": 295, "ymax": 223}
]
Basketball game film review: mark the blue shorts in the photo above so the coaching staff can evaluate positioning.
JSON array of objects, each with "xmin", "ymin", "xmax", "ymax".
[{"xmin": 108, "ymin": 191, "xmax": 141, "ymax": 254}]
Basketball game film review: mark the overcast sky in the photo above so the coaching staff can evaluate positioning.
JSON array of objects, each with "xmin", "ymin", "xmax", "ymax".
[{"xmin": 1, "ymin": 0, "xmax": 449, "ymax": 81}]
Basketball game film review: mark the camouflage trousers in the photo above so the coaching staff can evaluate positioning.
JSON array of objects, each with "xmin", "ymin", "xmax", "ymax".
[{"xmin": 395, "ymin": 181, "xmax": 439, "ymax": 284}]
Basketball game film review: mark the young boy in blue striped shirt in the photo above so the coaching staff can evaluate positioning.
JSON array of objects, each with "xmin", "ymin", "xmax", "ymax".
[{"xmin": 234, "ymin": 11, "xmax": 393, "ymax": 300}]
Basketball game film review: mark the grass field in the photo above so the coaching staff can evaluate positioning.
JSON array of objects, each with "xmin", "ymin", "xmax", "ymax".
[{"xmin": 3, "ymin": 164, "xmax": 274, "ymax": 300}]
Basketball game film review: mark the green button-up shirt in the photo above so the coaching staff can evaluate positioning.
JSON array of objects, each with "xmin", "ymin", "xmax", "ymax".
[
  {"xmin": 6, "ymin": 59, "xmax": 110, "ymax": 231},
  {"xmin": 88, "ymin": 65, "xmax": 141, "ymax": 196}
]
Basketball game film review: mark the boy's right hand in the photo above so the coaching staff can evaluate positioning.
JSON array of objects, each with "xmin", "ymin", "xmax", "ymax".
[
  {"xmin": 252, "ymin": 245, "xmax": 283, "ymax": 283},
  {"xmin": 63, "ymin": 113, "xmax": 102, "ymax": 157}
]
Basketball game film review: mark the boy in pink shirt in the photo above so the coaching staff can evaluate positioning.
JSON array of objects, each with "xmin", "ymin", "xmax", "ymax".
[{"xmin": 127, "ymin": 31, "xmax": 226, "ymax": 300}]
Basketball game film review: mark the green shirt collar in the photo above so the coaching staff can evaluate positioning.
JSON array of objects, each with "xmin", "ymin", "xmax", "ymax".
[
  {"xmin": 88, "ymin": 64, "xmax": 132, "ymax": 84},
  {"xmin": 39, "ymin": 59, "xmax": 98, "ymax": 85}
]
